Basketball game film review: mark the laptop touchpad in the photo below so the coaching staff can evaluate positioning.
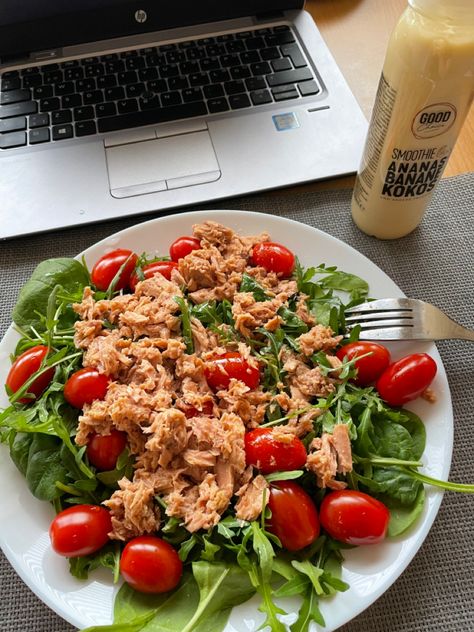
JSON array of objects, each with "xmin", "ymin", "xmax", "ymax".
[{"xmin": 105, "ymin": 130, "xmax": 221, "ymax": 198}]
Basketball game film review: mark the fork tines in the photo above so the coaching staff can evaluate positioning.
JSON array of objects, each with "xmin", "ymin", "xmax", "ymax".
[{"xmin": 345, "ymin": 298, "xmax": 416, "ymax": 339}]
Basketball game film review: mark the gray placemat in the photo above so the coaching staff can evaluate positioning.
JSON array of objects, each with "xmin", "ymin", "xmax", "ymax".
[{"xmin": 1, "ymin": 174, "xmax": 473, "ymax": 632}]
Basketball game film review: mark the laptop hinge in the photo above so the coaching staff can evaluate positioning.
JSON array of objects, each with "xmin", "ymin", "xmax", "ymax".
[
  {"xmin": 254, "ymin": 10, "xmax": 285, "ymax": 21},
  {"xmin": 1, "ymin": 48, "xmax": 62, "ymax": 69}
]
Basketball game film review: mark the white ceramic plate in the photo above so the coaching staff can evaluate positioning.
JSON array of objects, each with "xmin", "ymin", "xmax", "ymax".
[{"xmin": 0, "ymin": 210, "xmax": 453, "ymax": 631}]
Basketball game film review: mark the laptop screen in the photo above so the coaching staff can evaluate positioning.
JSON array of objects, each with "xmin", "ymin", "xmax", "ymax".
[{"xmin": 0, "ymin": 0, "xmax": 304, "ymax": 62}]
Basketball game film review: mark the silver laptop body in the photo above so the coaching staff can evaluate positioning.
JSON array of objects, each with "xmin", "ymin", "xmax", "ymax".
[{"xmin": 0, "ymin": 3, "xmax": 367, "ymax": 239}]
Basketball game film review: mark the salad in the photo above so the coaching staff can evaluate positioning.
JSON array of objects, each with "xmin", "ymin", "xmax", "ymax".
[{"xmin": 1, "ymin": 220, "xmax": 472, "ymax": 632}]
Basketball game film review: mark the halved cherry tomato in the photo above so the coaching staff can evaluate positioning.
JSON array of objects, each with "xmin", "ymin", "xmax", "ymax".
[
  {"xmin": 267, "ymin": 481, "xmax": 320, "ymax": 551},
  {"xmin": 64, "ymin": 368, "xmax": 109, "ymax": 409},
  {"xmin": 251, "ymin": 242, "xmax": 295, "ymax": 277},
  {"xmin": 169, "ymin": 236, "xmax": 201, "ymax": 262},
  {"xmin": 49, "ymin": 504, "xmax": 112, "ymax": 557},
  {"xmin": 86, "ymin": 430, "xmax": 128, "ymax": 471},
  {"xmin": 319, "ymin": 490, "xmax": 390, "ymax": 545},
  {"xmin": 336, "ymin": 341, "xmax": 391, "ymax": 387},
  {"xmin": 129, "ymin": 260, "xmax": 179, "ymax": 291},
  {"xmin": 120, "ymin": 535, "xmax": 183, "ymax": 594},
  {"xmin": 6, "ymin": 345, "xmax": 54, "ymax": 404},
  {"xmin": 205, "ymin": 352, "xmax": 260, "ymax": 391},
  {"xmin": 245, "ymin": 428, "xmax": 307, "ymax": 474},
  {"xmin": 376, "ymin": 353, "xmax": 437, "ymax": 407},
  {"xmin": 179, "ymin": 400, "xmax": 214, "ymax": 419},
  {"xmin": 91, "ymin": 248, "xmax": 138, "ymax": 291}
]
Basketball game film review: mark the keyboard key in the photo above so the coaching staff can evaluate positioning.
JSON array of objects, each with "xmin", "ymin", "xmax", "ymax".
[
  {"xmin": 298, "ymin": 80, "xmax": 320, "ymax": 96},
  {"xmin": 83, "ymin": 90, "xmax": 103, "ymax": 105},
  {"xmin": 126, "ymin": 57, "xmax": 146, "ymax": 70},
  {"xmin": 221, "ymin": 54, "xmax": 241, "ymax": 68},
  {"xmin": 271, "ymin": 58, "xmax": 292, "ymax": 72},
  {"xmin": 231, "ymin": 66, "xmax": 251, "ymax": 80},
  {"xmin": 96, "ymin": 102, "xmax": 117, "ymax": 117},
  {"xmin": 235, "ymin": 31, "xmax": 252, "ymax": 39},
  {"xmin": 73, "ymin": 106, "xmax": 95, "ymax": 121},
  {"xmin": 271, "ymin": 87, "xmax": 299, "ymax": 101},
  {"xmin": 250, "ymin": 62, "xmax": 271, "ymax": 76},
  {"xmin": 182, "ymin": 87, "xmax": 203, "ymax": 103},
  {"xmin": 61, "ymin": 60, "xmax": 79, "ymax": 68},
  {"xmin": 117, "ymin": 99, "xmax": 138, "ymax": 113},
  {"xmin": 139, "ymin": 94, "xmax": 161, "ymax": 109},
  {"xmin": 0, "ymin": 89, "xmax": 31, "ymax": 105},
  {"xmin": 166, "ymin": 51, "xmax": 186, "ymax": 64},
  {"xmin": 160, "ymin": 64, "xmax": 179, "ymax": 78},
  {"xmin": 126, "ymin": 83, "xmax": 146, "ymax": 98},
  {"xmin": 207, "ymin": 97, "xmax": 229, "ymax": 113},
  {"xmin": 0, "ymin": 116, "xmax": 26, "ymax": 133},
  {"xmin": 274, "ymin": 31, "xmax": 296, "ymax": 45},
  {"xmin": 75, "ymin": 120, "xmax": 97, "ymax": 136},
  {"xmin": 0, "ymin": 131, "xmax": 26, "ymax": 148},
  {"xmin": 200, "ymin": 57, "xmax": 220, "ymax": 72},
  {"xmin": 22, "ymin": 74, "xmax": 42, "ymax": 88},
  {"xmin": 105, "ymin": 86, "xmax": 125, "ymax": 101},
  {"xmin": 29, "ymin": 127, "xmax": 50, "ymax": 144},
  {"xmin": 186, "ymin": 48, "xmax": 206, "ymax": 61},
  {"xmin": 54, "ymin": 82, "xmax": 75, "ymax": 96},
  {"xmin": 0, "ymin": 101, "xmax": 37, "ymax": 118},
  {"xmin": 245, "ymin": 77, "xmax": 266, "ymax": 91},
  {"xmin": 240, "ymin": 51, "xmax": 260, "ymax": 64},
  {"xmin": 280, "ymin": 43, "xmax": 307, "ymax": 68},
  {"xmin": 52, "ymin": 110, "xmax": 72, "ymax": 125},
  {"xmin": 159, "ymin": 43, "xmax": 177, "ymax": 52},
  {"xmin": 118, "ymin": 71, "xmax": 138, "ymax": 85},
  {"xmin": 266, "ymin": 68, "xmax": 313, "ymax": 87},
  {"xmin": 139, "ymin": 67, "xmax": 159, "ymax": 82},
  {"xmin": 209, "ymin": 69, "xmax": 230, "ymax": 83},
  {"xmin": 180, "ymin": 61, "xmax": 199, "ymax": 75},
  {"xmin": 85, "ymin": 64, "xmax": 104, "ymax": 77},
  {"xmin": 101, "ymin": 53, "xmax": 119, "ymax": 61},
  {"xmin": 245, "ymin": 37, "xmax": 265, "ymax": 51},
  {"xmin": 52, "ymin": 124, "xmax": 73, "ymax": 140},
  {"xmin": 105, "ymin": 60, "xmax": 125, "ymax": 73},
  {"xmin": 229, "ymin": 93, "xmax": 251, "ymax": 109},
  {"xmin": 120, "ymin": 49, "xmax": 138, "ymax": 58},
  {"xmin": 43, "ymin": 70, "xmax": 63, "ymax": 84},
  {"xmin": 206, "ymin": 44, "xmax": 225, "ymax": 57},
  {"xmin": 1, "ymin": 76, "xmax": 21, "ymax": 91},
  {"xmin": 21, "ymin": 66, "xmax": 39, "ymax": 75},
  {"xmin": 168, "ymin": 76, "xmax": 188, "ymax": 90},
  {"xmin": 226, "ymin": 41, "xmax": 245, "ymax": 54},
  {"xmin": 216, "ymin": 34, "xmax": 234, "ymax": 42},
  {"xmin": 161, "ymin": 91, "xmax": 182, "ymax": 106},
  {"xmin": 2, "ymin": 70, "xmax": 19, "ymax": 78},
  {"xmin": 33, "ymin": 85, "xmax": 53, "ymax": 99},
  {"xmin": 147, "ymin": 79, "xmax": 167, "ymax": 93},
  {"xmin": 97, "ymin": 101, "xmax": 207, "ymax": 133},
  {"xmin": 97, "ymin": 75, "xmax": 117, "ymax": 89},
  {"xmin": 224, "ymin": 80, "xmax": 245, "ymax": 96},
  {"xmin": 62, "ymin": 94, "xmax": 82, "ymax": 108},
  {"xmin": 260, "ymin": 47, "xmax": 280, "ymax": 61},
  {"xmin": 189, "ymin": 72, "xmax": 209, "ymax": 87},
  {"xmin": 29, "ymin": 113, "xmax": 50, "ymax": 128},
  {"xmin": 42, "ymin": 63, "xmax": 60, "ymax": 71},
  {"xmin": 273, "ymin": 25, "xmax": 291, "ymax": 32},
  {"xmin": 65, "ymin": 67, "xmax": 84, "ymax": 80},
  {"xmin": 77, "ymin": 78, "xmax": 96, "ymax": 91},
  {"xmin": 203, "ymin": 84, "xmax": 224, "ymax": 99},
  {"xmin": 250, "ymin": 89, "xmax": 272, "ymax": 105}
]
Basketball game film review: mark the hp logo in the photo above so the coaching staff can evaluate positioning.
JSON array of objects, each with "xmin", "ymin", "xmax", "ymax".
[{"xmin": 135, "ymin": 9, "xmax": 147, "ymax": 23}]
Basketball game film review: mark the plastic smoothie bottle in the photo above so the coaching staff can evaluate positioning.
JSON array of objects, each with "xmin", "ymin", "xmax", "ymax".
[{"xmin": 351, "ymin": 0, "xmax": 474, "ymax": 239}]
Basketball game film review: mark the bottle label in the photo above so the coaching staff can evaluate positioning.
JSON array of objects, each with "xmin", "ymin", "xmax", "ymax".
[{"xmin": 411, "ymin": 103, "xmax": 457, "ymax": 139}]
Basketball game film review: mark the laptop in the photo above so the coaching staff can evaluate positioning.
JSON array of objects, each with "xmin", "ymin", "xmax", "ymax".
[{"xmin": 0, "ymin": 1, "xmax": 367, "ymax": 240}]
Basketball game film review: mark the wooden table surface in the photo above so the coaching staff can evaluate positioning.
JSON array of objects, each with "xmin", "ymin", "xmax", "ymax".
[{"xmin": 279, "ymin": 0, "xmax": 473, "ymax": 194}]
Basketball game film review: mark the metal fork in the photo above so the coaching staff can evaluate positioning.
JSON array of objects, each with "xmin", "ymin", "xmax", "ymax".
[{"xmin": 345, "ymin": 298, "xmax": 474, "ymax": 341}]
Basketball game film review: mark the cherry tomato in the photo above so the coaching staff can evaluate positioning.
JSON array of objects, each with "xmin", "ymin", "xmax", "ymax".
[
  {"xmin": 6, "ymin": 345, "xmax": 54, "ymax": 404},
  {"xmin": 64, "ymin": 368, "xmax": 109, "ymax": 409},
  {"xmin": 336, "ymin": 341, "xmax": 391, "ymax": 387},
  {"xmin": 49, "ymin": 504, "xmax": 112, "ymax": 557},
  {"xmin": 205, "ymin": 352, "xmax": 260, "ymax": 391},
  {"xmin": 169, "ymin": 236, "xmax": 201, "ymax": 262},
  {"xmin": 267, "ymin": 481, "xmax": 320, "ymax": 551},
  {"xmin": 376, "ymin": 353, "xmax": 437, "ymax": 407},
  {"xmin": 129, "ymin": 260, "xmax": 179, "ymax": 291},
  {"xmin": 245, "ymin": 428, "xmax": 307, "ymax": 474},
  {"xmin": 86, "ymin": 430, "xmax": 128, "ymax": 471},
  {"xmin": 319, "ymin": 490, "xmax": 390, "ymax": 546},
  {"xmin": 120, "ymin": 535, "xmax": 183, "ymax": 594},
  {"xmin": 179, "ymin": 400, "xmax": 214, "ymax": 418},
  {"xmin": 91, "ymin": 248, "xmax": 138, "ymax": 291},
  {"xmin": 251, "ymin": 242, "xmax": 295, "ymax": 277}
]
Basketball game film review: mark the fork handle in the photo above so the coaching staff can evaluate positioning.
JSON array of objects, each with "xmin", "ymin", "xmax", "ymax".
[{"xmin": 444, "ymin": 321, "xmax": 474, "ymax": 341}]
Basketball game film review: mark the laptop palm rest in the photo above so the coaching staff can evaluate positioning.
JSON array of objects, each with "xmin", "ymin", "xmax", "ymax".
[{"xmin": 105, "ymin": 129, "xmax": 221, "ymax": 199}]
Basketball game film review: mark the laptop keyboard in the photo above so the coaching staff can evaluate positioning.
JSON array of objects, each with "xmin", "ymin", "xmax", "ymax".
[{"xmin": 0, "ymin": 25, "xmax": 320, "ymax": 151}]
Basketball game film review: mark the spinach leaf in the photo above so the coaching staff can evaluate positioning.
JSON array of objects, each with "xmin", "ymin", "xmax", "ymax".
[
  {"xmin": 384, "ymin": 485, "xmax": 426, "ymax": 537},
  {"xmin": 12, "ymin": 258, "xmax": 89, "ymax": 331},
  {"xmin": 371, "ymin": 467, "xmax": 422, "ymax": 505},
  {"xmin": 371, "ymin": 418, "xmax": 419, "ymax": 461},
  {"xmin": 396, "ymin": 410, "xmax": 426, "ymax": 460},
  {"xmin": 9, "ymin": 431, "xmax": 34, "ymax": 475},
  {"xmin": 24, "ymin": 433, "xmax": 69, "ymax": 501},
  {"xmin": 69, "ymin": 542, "xmax": 121, "ymax": 582}
]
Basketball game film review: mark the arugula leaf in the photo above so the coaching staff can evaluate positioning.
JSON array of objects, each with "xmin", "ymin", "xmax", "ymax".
[
  {"xmin": 290, "ymin": 585, "xmax": 325, "ymax": 631},
  {"xmin": 174, "ymin": 297, "xmax": 194, "ymax": 354},
  {"xmin": 69, "ymin": 542, "xmax": 121, "ymax": 582},
  {"xmin": 257, "ymin": 575, "xmax": 287, "ymax": 632},
  {"xmin": 240, "ymin": 273, "xmax": 269, "ymax": 301},
  {"xmin": 12, "ymin": 258, "xmax": 89, "ymax": 331},
  {"xmin": 277, "ymin": 305, "xmax": 308, "ymax": 336}
]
